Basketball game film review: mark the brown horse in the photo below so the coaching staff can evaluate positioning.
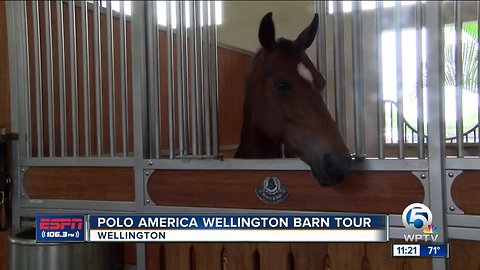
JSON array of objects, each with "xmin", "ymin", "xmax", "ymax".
[{"xmin": 235, "ymin": 12, "xmax": 351, "ymax": 186}]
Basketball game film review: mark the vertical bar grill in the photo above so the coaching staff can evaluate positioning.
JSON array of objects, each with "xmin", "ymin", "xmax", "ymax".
[
  {"xmin": 454, "ymin": 1, "xmax": 464, "ymax": 157},
  {"xmin": 394, "ymin": 2, "xmax": 405, "ymax": 159}
]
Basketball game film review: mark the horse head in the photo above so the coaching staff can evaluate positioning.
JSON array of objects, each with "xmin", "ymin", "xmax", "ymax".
[{"xmin": 235, "ymin": 12, "xmax": 351, "ymax": 186}]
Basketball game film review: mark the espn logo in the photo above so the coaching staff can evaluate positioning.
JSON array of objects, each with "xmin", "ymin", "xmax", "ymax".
[{"xmin": 39, "ymin": 218, "xmax": 83, "ymax": 230}]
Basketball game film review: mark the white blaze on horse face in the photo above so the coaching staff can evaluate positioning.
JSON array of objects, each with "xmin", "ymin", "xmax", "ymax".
[{"xmin": 297, "ymin": 62, "xmax": 314, "ymax": 87}]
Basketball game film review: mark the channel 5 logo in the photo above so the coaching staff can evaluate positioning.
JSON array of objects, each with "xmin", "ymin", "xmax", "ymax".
[{"xmin": 402, "ymin": 203, "xmax": 438, "ymax": 242}]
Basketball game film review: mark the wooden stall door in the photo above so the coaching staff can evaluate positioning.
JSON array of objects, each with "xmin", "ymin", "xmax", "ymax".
[{"xmin": 144, "ymin": 242, "xmax": 434, "ymax": 270}]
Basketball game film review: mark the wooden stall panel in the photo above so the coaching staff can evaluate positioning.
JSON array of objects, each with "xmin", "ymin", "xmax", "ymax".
[
  {"xmin": 146, "ymin": 244, "xmax": 162, "ymax": 270},
  {"xmin": 327, "ymin": 243, "xmax": 364, "ymax": 269},
  {"xmin": 23, "ymin": 167, "xmax": 134, "ymax": 201},
  {"xmin": 217, "ymin": 47, "xmax": 253, "ymax": 148},
  {"xmin": 163, "ymin": 244, "xmax": 192, "ymax": 270},
  {"xmin": 365, "ymin": 242, "xmax": 396, "ymax": 270},
  {"xmin": 146, "ymin": 243, "xmax": 192, "ymax": 270},
  {"xmin": 450, "ymin": 240, "xmax": 480, "ymax": 269},
  {"xmin": 451, "ymin": 170, "xmax": 480, "ymax": 215},
  {"xmin": 147, "ymin": 170, "xmax": 424, "ymax": 213},
  {"xmin": 148, "ymin": 243, "xmax": 325, "ymax": 270},
  {"xmin": 143, "ymin": 242, "xmax": 434, "ymax": 270},
  {"xmin": 291, "ymin": 243, "xmax": 327, "ymax": 270},
  {"xmin": 257, "ymin": 243, "xmax": 291, "ymax": 270},
  {"xmin": 124, "ymin": 243, "xmax": 136, "ymax": 266},
  {"xmin": 192, "ymin": 243, "xmax": 224, "ymax": 269},
  {"xmin": 0, "ymin": 229, "xmax": 9, "ymax": 270},
  {"xmin": 222, "ymin": 243, "xmax": 257, "ymax": 270},
  {"xmin": 365, "ymin": 241, "xmax": 431, "ymax": 270}
]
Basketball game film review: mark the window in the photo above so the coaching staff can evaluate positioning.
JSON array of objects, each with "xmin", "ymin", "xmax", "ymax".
[
  {"xmin": 327, "ymin": 1, "xmax": 422, "ymax": 14},
  {"xmin": 382, "ymin": 23, "xmax": 479, "ymax": 144},
  {"xmin": 95, "ymin": 1, "xmax": 223, "ymax": 27}
]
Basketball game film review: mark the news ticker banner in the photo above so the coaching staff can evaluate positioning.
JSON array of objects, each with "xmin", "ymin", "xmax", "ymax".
[
  {"xmin": 36, "ymin": 214, "xmax": 388, "ymax": 243},
  {"xmin": 392, "ymin": 243, "xmax": 449, "ymax": 258}
]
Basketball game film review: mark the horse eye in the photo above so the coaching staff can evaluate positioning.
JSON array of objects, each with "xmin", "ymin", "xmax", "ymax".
[{"xmin": 274, "ymin": 81, "xmax": 290, "ymax": 91}]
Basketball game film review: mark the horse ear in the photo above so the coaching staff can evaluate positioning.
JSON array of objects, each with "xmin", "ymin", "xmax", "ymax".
[
  {"xmin": 294, "ymin": 13, "xmax": 319, "ymax": 51},
  {"xmin": 258, "ymin": 12, "xmax": 276, "ymax": 50}
]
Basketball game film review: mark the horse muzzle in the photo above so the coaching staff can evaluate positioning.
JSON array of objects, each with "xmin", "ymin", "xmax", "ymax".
[{"xmin": 311, "ymin": 152, "xmax": 351, "ymax": 186}]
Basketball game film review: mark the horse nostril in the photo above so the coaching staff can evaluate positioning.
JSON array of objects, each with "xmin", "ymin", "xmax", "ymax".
[{"xmin": 323, "ymin": 152, "xmax": 351, "ymax": 179}]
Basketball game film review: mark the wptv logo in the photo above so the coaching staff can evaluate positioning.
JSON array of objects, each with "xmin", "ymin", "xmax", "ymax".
[{"xmin": 402, "ymin": 203, "xmax": 439, "ymax": 242}]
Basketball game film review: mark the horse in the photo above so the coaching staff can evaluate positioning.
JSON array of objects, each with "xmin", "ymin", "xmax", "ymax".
[{"xmin": 234, "ymin": 12, "xmax": 351, "ymax": 186}]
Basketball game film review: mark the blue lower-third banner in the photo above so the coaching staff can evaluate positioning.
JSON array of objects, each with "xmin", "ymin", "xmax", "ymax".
[{"xmin": 36, "ymin": 214, "xmax": 389, "ymax": 242}]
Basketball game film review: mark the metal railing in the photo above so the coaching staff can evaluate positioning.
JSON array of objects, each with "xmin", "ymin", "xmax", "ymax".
[{"xmin": 384, "ymin": 100, "xmax": 480, "ymax": 144}]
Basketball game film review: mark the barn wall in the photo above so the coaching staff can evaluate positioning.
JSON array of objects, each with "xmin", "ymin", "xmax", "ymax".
[
  {"xmin": 218, "ymin": 1, "xmax": 316, "ymax": 57},
  {"xmin": 0, "ymin": 1, "xmax": 10, "ymax": 270}
]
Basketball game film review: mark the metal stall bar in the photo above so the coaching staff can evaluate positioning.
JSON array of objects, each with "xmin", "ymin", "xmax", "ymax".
[
  {"xmin": 146, "ymin": 1, "xmax": 160, "ymax": 159},
  {"xmin": 120, "ymin": 1, "xmax": 128, "ymax": 156},
  {"xmin": 176, "ymin": 1, "xmax": 189, "ymax": 157},
  {"xmin": 184, "ymin": 1, "xmax": 198, "ymax": 156},
  {"xmin": 81, "ymin": 1, "xmax": 91, "ymax": 156},
  {"xmin": 68, "ymin": 1, "xmax": 79, "ymax": 157},
  {"xmin": 131, "ymin": 2, "xmax": 148, "ymax": 269},
  {"xmin": 375, "ymin": 2, "xmax": 385, "ymax": 159},
  {"xmin": 166, "ymin": 1, "xmax": 175, "ymax": 159},
  {"xmin": 32, "ymin": 1, "xmax": 43, "ymax": 157},
  {"xmin": 44, "ymin": 1, "xmax": 55, "ymax": 157},
  {"xmin": 203, "ymin": 1, "xmax": 212, "ymax": 156},
  {"xmin": 194, "ymin": 0, "xmax": 206, "ymax": 156},
  {"xmin": 156, "ymin": 4, "xmax": 162, "ymax": 158},
  {"xmin": 332, "ymin": 1, "xmax": 346, "ymax": 139},
  {"xmin": 106, "ymin": 1, "xmax": 115, "ymax": 157},
  {"xmin": 93, "ymin": 1, "xmax": 103, "ymax": 156},
  {"xmin": 394, "ymin": 2, "xmax": 405, "ymax": 159},
  {"xmin": 351, "ymin": 1, "xmax": 365, "ymax": 159},
  {"xmin": 190, "ymin": 1, "xmax": 199, "ymax": 156},
  {"xmin": 182, "ymin": 2, "xmax": 190, "ymax": 156},
  {"xmin": 416, "ymin": 1, "xmax": 425, "ymax": 159},
  {"xmin": 478, "ymin": 1, "xmax": 480, "ymax": 153},
  {"xmin": 454, "ymin": 1, "xmax": 464, "ymax": 157},
  {"xmin": 195, "ymin": 0, "xmax": 204, "ymax": 156},
  {"xmin": 23, "ymin": 2, "xmax": 31, "ymax": 158},
  {"xmin": 17, "ymin": 1, "xmax": 29, "ymax": 161},
  {"xmin": 426, "ymin": 2, "xmax": 448, "ymax": 269},
  {"xmin": 57, "ymin": 2, "xmax": 66, "ymax": 157},
  {"xmin": 210, "ymin": 1, "xmax": 219, "ymax": 156},
  {"xmin": 6, "ymin": 0, "xmax": 32, "ymax": 229},
  {"xmin": 315, "ymin": 1, "xmax": 327, "ymax": 102}
]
